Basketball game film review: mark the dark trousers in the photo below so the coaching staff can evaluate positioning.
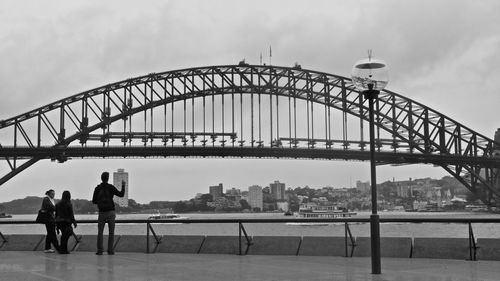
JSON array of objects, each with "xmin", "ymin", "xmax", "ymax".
[
  {"xmin": 58, "ymin": 223, "xmax": 73, "ymax": 253},
  {"xmin": 44, "ymin": 221, "xmax": 59, "ymax": 251},
  {"xmin": 97, "ymin": 210, "xmax": 116, "ymax": 253}
]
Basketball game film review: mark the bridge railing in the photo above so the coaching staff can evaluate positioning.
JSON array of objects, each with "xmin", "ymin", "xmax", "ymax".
[{"xmin": 2, "ymin": 217, "xmax": 500, "ymax": 260}]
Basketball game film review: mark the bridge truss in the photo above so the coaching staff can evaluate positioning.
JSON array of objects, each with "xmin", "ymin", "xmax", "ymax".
[{"xmin": 0, "ymin": 64, "xmax": 499, "ymax": 205}]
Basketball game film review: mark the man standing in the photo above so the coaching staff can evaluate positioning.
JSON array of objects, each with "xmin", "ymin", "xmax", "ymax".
[{"xmin": 92, "ymin": 172, "xmax": 125, "ymax": 255}]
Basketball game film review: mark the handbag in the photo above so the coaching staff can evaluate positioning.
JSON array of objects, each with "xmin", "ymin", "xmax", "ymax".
[{"xmin": 35, "ymin": 209, "xmax": 50, "ymax": 224}]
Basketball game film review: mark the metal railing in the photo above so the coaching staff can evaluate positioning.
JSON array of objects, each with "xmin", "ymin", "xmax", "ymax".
[
  {"xmin": 2, "ymin": 217, "xmax": 500, "ymax": 260},
  {"xmin": 143, "ymin": 218, "xmax": 358, "ymax": 256}
]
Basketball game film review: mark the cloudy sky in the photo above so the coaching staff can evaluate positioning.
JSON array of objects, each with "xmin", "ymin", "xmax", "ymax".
[{"xmin": 1, "ymin": 0, "xmax": 499, "ymax": 204}]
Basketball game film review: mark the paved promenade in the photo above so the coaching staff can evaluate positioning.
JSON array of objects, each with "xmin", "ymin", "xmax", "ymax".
[{"xmin": 0, "ymin": 251, "xmax": 499, "ymax": 281}]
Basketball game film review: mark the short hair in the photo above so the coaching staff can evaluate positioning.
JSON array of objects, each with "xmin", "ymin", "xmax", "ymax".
[{"xmin": 101, "ymin": 172, "xmax": 109, "ymax": 182}]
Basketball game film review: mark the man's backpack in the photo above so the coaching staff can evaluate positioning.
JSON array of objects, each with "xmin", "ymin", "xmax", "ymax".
[{"xmin": 97, "ymin": 185, "xmax": 114, "ymax": 211}]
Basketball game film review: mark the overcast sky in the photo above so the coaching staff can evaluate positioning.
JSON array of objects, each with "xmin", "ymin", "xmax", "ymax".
[{"xmin": 1, "ymin": 0, "xmax": 499, "ymax": 204}]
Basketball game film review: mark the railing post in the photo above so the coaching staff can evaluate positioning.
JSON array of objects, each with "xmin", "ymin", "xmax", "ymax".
[
  {"xmin": 68, "ymin": 231, "xmax": 81, "ymax": 252},
  {"xmin": 238, "ymin": 222, "xmax": 242, "ymax": 255},
  {"xmin": 0, "ymin": 231, "xmax": 7, "ymax": 244},
  {"xmin": 468, "ymin": 222, "xmax": 477, "ymax": 261},
  {"xmin": 345, "ymin": 222, "xmax": 355, "ymax": 257},
  {"xmin": 344, "ymin": 222, "xmax": 348, "ymax": 258},
  {"xmin": 146, "ymin": 221, "xmax": 150, "ymax": 254}
]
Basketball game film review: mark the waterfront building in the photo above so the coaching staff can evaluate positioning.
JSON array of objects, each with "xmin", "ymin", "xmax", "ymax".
[
  {"xmin": 494, "ymin": 129, "xmax": 500, "ymax": 188},
  {"xmin": 356, "ymin": 180, "xmax": 370, "ymax": 193},
  {"xmin": 443, "ymin": 189, "xmax": 453, "ymax": 205},
  {"xmin": 495, "ymin": 128, "xmax": 500, "ymax": 149},
  {"xmin": 330, "ymin": 188, "xmax": 349, "ymax": 197},
  {"xmin": 317, "ymin": 197, "xmax": 329, "ymax": 203},
  {"xmin": 413, "ymin": 200, "xmax": 427, "ymax": 210},
  {"xmin": 301, "ymin": 202, "xmax": 318, "ymax": 209},
  {"xmin": 276, "ymin": 201, "xmax": 289, "ymax": 212},
  {"xmin": 226, "ymin": 188, "xmax": 242, "ymax": 203},
  {"xmin": 113, "ymin": 168, "xmax": 129, "ymax": 207},
  {"xmin": 240, "ymin": 191, "xmax": 249, "ymax": 203},
  {"xmin": 209, "ymin": 183, "xmax": 223, "ymax": 199},
  {"xmin": 297, "ymin": 195, "xmax": 308, "ymax": 203},
  {"xmin": 248, "ymin": 185, "xmax": 263, "ymax": 211},
  {"xmin": 396, "ymin": 183, "xmax": 410, "ymax": 198},
  {"xmin": 270, "ymin": 180, "xmax": 286, "ymax": 200},
  {"xmin": 428, "ymin": 187, "xmax": 443, "ymax": 206},
  {"xmin": 226, "ymin": 187, "xmax": 241, "ymax": 196}
]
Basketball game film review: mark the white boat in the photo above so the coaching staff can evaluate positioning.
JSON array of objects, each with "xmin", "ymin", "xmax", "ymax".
[
  {"xmin": 286, "ymin": 204, "xmax": 356, "ymax": 226},
  {"xmin": 147, "ymin": 213, "xmax": 188, "ymax": 220},
  {"xmin": 465, "ymin": 204, "xmax": 488, "ymax": 212},
  {"xmin": 0, "ymin": 213, "xmax": 12, "ymax": 219},
  {"xmin": 285, "ymin": 222, "xmax": 330, "ymax": 226},
  {"xmin": 296, "ymin": 204, "xmax": 356, "ymax": 219}
]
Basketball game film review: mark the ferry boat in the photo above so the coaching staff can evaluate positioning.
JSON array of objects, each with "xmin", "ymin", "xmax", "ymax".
[
  {"xmin": 296, "ymin": 204, "xmax": 356, "ymax": 219},
  {"xmin": 147, "ymin": 213, "xmax": 188, "ymax": 220},
  {"xmin": 465, "ymin": 204, "xmax": 488, "ymax": 212},
  {"xmin": 286, "ymin": 204, "xmax": 355, "ymax": 226},
  {"xmin": 0, "ymin": 212, "xmax": 12, "ymax": 218}
]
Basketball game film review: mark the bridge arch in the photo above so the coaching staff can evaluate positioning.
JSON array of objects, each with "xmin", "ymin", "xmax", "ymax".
[{"xmin": 1, "ymin": 64, "xmax": 499, "ymax": 205}]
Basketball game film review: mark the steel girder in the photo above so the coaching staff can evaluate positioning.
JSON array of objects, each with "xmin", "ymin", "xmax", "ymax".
[{"xmin": 0, "ymin": 64, "xmax": 499, "ymax": 204}]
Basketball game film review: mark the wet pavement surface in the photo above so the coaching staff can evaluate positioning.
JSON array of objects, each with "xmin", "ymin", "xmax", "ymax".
[{"xmin": 0, "ymin": 251, "xmax": 499, "ymax": 281}]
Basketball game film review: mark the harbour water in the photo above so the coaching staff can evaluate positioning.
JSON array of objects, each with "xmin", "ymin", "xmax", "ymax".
[{"xmin": 1, "ymin": 211, "xmax": 500, "ymax": 239}]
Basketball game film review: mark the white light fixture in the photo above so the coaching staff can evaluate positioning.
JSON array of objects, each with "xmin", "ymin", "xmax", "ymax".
[{"xmin": 351, "ymin": 52, "xmax": 389, "ymax": 91}]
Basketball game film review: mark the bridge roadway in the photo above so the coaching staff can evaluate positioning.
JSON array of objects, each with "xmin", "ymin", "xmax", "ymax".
[
  {"xmin": 1, "ymin": 251, "xmax": 499, "ymax": 281},
  {"xmin": 2, "ymin": 146, "xmax": 499, "ymax": 167}
]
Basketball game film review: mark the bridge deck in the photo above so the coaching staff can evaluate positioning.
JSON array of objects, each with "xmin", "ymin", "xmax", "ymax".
[{"xmin": 0, "ymin": 251, "xmax": 499, "ymax": 281}]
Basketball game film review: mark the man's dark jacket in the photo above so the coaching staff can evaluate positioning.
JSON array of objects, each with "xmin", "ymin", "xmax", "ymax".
[{"xmin": 92, "ymin": 183, "xmax": 125, "ymax": 212}]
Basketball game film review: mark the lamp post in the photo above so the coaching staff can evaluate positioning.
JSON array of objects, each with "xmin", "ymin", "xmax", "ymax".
[{"xmin": 352, "ymin": 54, "xmax": 389, "ymax": 275}]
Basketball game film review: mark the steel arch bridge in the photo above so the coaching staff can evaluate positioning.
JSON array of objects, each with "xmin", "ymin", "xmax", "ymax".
[{"xmin": 1, "ymin": 64, "xmax": 499, "ymax": 205}]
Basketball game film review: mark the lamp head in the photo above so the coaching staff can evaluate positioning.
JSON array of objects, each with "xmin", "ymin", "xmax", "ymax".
[{"xmin": 351, "ymin": 56, "xmax": 389, "ymax": 91}]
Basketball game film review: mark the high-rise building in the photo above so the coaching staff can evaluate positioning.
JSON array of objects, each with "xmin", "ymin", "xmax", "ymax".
[
  {"xmin": 226, "ymin": 187, "xmax": 241, "ymax": 202},
  {"xmin": 248, "ymin": 185, "xmax": 263, "ymax": 210},
  {"xmin": 113, "ymin": 168, "xmax": 129, "ymax": 207},
  {"xmin": 495, "ymin": 128, "xmax": 500, "ymax": 150},
  {"xmin": 396, "ymin": 183, "xmax": 410, "ymax": 198},
  {"xmin": 226, "ymin": 188, "xmax": 241, "ymax": 196},
  {"xmin": 209, "ymin": 183, "xmax": 223, "ymax": 199},
  {"xmin": 270, "ymin": 180, "xmax": 286, "ymax": 200},
  {"xmin": 356, "ymin": 180, "xmax": 370, "ymax": 193}
]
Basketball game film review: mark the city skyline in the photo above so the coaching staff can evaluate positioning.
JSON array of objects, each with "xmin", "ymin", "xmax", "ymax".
[
  {"xmin": 0, "ymin": 164, "xmax": 455, "ymax": 205},
  {"xmin": 1, "ymin": 0, "xmax": 499, "ymax": 204}
]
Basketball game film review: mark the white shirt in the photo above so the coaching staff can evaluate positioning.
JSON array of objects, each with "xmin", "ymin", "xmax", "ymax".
[{"xmin": 46, "ymin": 195, "xmax": 55, "ymax": 206}]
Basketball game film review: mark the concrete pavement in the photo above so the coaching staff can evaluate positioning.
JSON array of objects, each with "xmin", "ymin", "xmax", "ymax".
[{"xmin": 0, "ymin": 251, "xmax": 499, "ymax": 281}]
